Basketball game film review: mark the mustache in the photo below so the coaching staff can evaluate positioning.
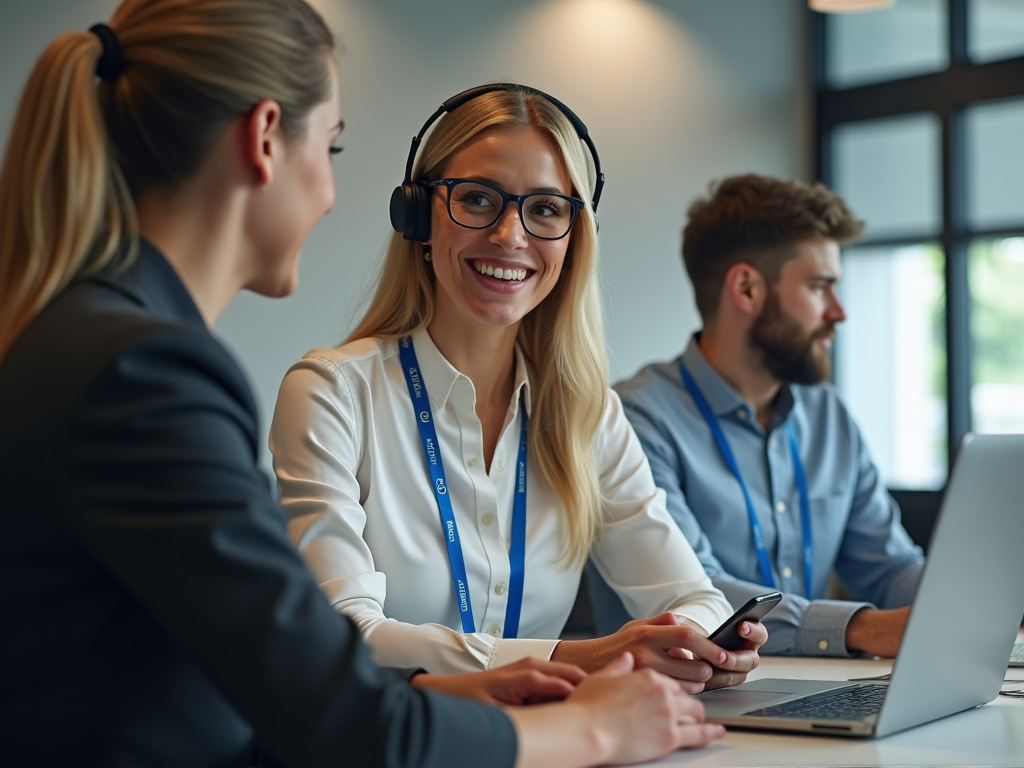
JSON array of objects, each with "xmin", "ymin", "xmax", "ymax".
[{"xmin": 813, "ymin": 325, "xmax": 836, "ymax": 342}]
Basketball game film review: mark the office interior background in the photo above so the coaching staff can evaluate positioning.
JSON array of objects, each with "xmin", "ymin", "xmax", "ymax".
[{"xmin": 2, "ymin": 0, "xmax": 1022, "ymax": 527}]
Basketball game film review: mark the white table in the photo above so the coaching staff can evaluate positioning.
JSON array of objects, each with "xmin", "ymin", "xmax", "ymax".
[{"xmin": 635, "ymin": 633, "xmax": 1024, "ymax": 767}]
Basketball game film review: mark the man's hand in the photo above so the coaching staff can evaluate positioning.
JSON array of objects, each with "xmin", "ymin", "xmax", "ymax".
[
  {"xmin": 552, "ymin": 612, "xmax": 765, "ymax": 694},
  {"xmin": 845, "ymin": 606, "xmax": 911, "ymax": 657},
  {"xmin": 410, "ymin": 657, "xmax": 586, "ymax": 705}
]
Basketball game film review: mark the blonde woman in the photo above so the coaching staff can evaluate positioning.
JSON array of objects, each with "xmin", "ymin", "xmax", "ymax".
[
  {"xmin": 0, "ymin": 7, "xmax": 726, "ymax": 767},
  {"xmin": 271, "ymin": 84, "xmax": 767, "ymax": 689}
]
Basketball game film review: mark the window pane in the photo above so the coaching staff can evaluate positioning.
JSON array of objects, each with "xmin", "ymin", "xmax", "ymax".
[
  {"xmin": 826, "ymin": 0, "xmax": 947, "ymax": 89},
  {"xmin": 970, "ymin": 238, "xmax": 1024, "ymax": 434},
  {"xmin": 832, "ymin": 113, "xmax": 942, "ymax": 240},
  {"xmin": 969, "ymin": 0, "xmax": 1024, "ymax": 63},
  {"xmin": 965, "ymin": 98, "xmax": 1024, "ymax": 231},
  {"xmin": 837, "ymin": 244, "xmax": 947, "ymax": 489}
]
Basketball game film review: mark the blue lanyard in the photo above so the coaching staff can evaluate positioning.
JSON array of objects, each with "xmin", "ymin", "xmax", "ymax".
[
  {"xmin": 399, "ymin": 336, "xmax": 528, "ymax": 638},
  {"xmin": 679, "ymin": 362, "xmax": 813, "ymax": 599}
]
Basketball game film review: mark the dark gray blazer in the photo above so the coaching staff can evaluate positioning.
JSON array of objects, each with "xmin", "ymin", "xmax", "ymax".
[{"xmin": 0, "ymin": 240, "xmax": 516, "ymax": 768}]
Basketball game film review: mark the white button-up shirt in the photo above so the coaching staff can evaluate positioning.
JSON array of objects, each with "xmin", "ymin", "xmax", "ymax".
[{"xmin": 270, "ymin": 329, "xmax": 730, "ymax": 674}]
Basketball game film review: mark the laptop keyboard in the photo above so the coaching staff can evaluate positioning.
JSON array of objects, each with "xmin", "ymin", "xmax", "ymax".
[
  {"xmin": 745, "ymin": 683, "xmax": 887, "ymax": 721},
  {"xmin": 1010, "ymin": 643, "xmax": 1024, "ymax": 663}
]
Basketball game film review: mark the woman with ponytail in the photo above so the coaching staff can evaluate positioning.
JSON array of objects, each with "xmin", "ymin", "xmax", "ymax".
[{"xmin": 0, "ymin": 2, "xmax": 725, "ymax": 767}]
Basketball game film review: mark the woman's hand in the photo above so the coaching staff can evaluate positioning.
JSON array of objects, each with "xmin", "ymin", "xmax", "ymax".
[
  {"xmin": 551, "ymin": 611, "xmax": 765, "ymax": 693},
  {"xmin": 672, "ymin": 616, "xmax": 767, "ymax": 690},
  {"xmin": 410, "ymin": 657, "xmax": 586, "ymax": 705},
  {"xmin": 506, "ymin": 652, "xmax": 725, "ymax": 768}
]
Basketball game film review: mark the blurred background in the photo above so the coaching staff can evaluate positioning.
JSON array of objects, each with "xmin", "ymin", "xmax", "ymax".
[{"xmin": 2, "ymin": 0, "xmax": 1022, "ymax": 520}]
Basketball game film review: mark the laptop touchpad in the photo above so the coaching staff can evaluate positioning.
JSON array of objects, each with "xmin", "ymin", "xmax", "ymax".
[
  {"xmin": 696, "ymin": 692, "xmax": 790, "ymax": 716},
  {"xmin": 732, "ymin": 678, "xmax": 848, "ymax": 694},
  {"xmin": 699, "ymin": 689, "xmax": 789, "ymax": 709},
  {"xmin": 698, "ymin": 678, "xmax": 849, "ymax": 713}
]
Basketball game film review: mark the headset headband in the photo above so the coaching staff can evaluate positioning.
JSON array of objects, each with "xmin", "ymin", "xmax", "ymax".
[{"xmin": 400, "ymin": 83, "xmax": 605, "ymax": 212}]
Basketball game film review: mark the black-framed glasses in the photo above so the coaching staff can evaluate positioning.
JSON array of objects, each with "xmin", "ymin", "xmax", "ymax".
[{"xmin": 425, "ymin": 178, "xmax": 585, "ymax": 241}]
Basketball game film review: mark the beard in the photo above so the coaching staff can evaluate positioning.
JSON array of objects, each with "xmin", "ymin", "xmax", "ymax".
[{"xmin": 748, "ymin": 287, "xmax": 834, "ymax": 385}]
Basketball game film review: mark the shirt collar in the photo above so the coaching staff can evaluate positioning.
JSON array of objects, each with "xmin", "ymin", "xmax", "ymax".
[
  {"xmin": 409, "ymin": 327, "xmax": 533, "ymax": 416},
  {"xmin": 680, "ymin": 333, "xmax": 796, "ymax": 428}
]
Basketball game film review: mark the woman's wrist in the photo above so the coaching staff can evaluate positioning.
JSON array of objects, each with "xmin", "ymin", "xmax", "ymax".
[
  {"xmin": 550, "ymin": 637, "xmax": 610, "ymax": 673},
  {"xmin": 550, "ymin": 639, "xmax": 587, "ymax": 669},
  {"xmin": 506, "ymin": 700, "xmax": 610, "ymax": 768}
]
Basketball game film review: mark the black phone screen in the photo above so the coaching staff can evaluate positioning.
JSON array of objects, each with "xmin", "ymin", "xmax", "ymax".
[{"xmin": 707, "ymin": 591, "xmax": 782, "ymax": 651}]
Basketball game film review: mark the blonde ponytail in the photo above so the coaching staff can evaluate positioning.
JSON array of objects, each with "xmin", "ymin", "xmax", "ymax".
[{"xmin": 0, "ymin": 31, "xmax": 134, "ymax": 363}]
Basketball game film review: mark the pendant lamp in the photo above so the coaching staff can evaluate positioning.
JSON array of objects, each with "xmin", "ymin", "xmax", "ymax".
[{"xmin": 809, "ymin": 0, "xmax": 894, "ymax": 11}]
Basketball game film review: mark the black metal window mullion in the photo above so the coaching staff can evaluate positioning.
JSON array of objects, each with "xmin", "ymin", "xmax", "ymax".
[{"xmin": 943, "ymin": 103, "xmax": 972, "ymax": 458}]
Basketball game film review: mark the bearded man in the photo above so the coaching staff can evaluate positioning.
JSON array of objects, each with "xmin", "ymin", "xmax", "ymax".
[{"xmin": 588, "ymin": 174, "xmax": 925, "ymax": 658}]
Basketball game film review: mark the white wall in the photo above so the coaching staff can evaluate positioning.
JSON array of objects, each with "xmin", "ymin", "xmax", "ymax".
[{"xmin": 0, "ymin": 0, "xmax": 806, "ymax": 468}]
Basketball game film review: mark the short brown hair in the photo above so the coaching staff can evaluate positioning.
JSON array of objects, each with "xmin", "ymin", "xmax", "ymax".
[{"xmin": 682, "ymin": 174, "xmax": 864, "ymax": 321}]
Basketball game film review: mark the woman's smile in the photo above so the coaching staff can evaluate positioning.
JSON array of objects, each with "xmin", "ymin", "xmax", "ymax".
[{"xmin": 468, "ymin": 258, "xmax": 533, "ymax": 287}]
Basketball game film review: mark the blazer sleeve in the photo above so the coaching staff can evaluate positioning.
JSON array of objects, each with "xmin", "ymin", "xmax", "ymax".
[{"xmin": 65, "ymin": 324, "xmax": 517, "ymax": 768}]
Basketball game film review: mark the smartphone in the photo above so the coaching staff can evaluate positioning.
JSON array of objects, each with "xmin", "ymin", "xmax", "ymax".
[{"xmin": 707, "ymin": 592, "xmax": 782, "ymax": 651}]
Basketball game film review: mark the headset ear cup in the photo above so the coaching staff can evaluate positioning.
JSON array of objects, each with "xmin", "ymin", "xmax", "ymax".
[
  {"xmin": 412, "ymin": 182, "xmax": 432, "ymax": 242},
  {"xmin": 389, "ymin": 185, "xmax": 410, "ymax": 237},
  {"xmin": 390, "ymin": 183, "xmax": 433, "ymax": 241}
]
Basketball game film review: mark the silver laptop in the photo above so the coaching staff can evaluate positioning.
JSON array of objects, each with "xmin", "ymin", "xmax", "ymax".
[{"xmin": 697, "ymin": 433, "xmax": 1024, "ymax": 738}]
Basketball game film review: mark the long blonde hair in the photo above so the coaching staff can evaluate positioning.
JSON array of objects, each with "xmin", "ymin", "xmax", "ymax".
[
  {"xmin": 0, "ymin": 0, "xmax": 334, "ymax": 363},
  {"xmin": 348, "ymin": 88, "xmax": 608, "ymax": 567}
]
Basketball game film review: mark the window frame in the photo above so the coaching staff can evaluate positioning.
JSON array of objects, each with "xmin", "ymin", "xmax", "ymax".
[{"xmin": 813, "ymin": 0, "xmax": 1024, "ymax": 492}]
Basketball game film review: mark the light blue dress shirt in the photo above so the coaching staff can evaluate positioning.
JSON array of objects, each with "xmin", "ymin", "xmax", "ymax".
[{"xmin": 587, "ymin": 335, "xmax": 925, "ymax": 656}]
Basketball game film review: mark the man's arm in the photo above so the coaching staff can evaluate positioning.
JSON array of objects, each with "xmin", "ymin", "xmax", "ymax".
[
  {"xmin": 829, "ymin": 416, "xmax": 925, "ymax": 657},
  {"xmin": 834, "ymin": 424, "xmax": 925, "ymax": 608}
]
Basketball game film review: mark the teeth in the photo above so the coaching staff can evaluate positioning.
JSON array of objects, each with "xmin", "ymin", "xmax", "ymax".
[{"xmin": 473, "ymin": 262, "xmax": 528, "ymax": 282}]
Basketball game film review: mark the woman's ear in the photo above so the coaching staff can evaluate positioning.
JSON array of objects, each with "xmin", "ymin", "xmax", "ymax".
[{"xmin": 245, "ymin": 99, "xmax": 283, "ymax": 186}]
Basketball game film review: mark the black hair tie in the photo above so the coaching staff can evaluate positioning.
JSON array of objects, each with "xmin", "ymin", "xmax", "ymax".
[{"xmin": 89, "ymin": 23, "xmax": 125, "ymax": 82}]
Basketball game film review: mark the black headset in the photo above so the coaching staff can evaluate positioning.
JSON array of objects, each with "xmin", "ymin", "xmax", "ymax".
[{"xmin": 389, "ymin": 83, "xmax": 605, "ymax": 243}]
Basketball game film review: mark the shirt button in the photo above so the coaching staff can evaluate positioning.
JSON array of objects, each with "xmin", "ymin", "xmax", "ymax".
[
  {"xmin": 488, "ymin": 624, "xmax": 502, "ymax": 637},
  {"xmin": 495, "ymin": 582, "xmax": 507, "ymax": 595},
  {"xmin": 482, "ymin": 513, "xmax": 495, "ymax": 526},
  {"xmin": 496, "ymin": 459, "xmax": 506, "ymax": 471},
  {"xmin": 769, "ymin": 437, "xmax": 778, "ymax": 451},
  {"xmin": 818, "ymin": 639, "xmax": 829, "ymax": 651},
  {"xmin": 776, "ymin": 501, "xmax": 787, "ymax": 513},
  {"xmin": 782, "ymin": 566, "xmax": 793, "ymax": 579},
  {"xmin": 737, "ymin": 409, "xmax": 749, "ymax": 420},
  {"xmin": 467, "ymin": 458, "xmax": 478, "ymax": 468}
]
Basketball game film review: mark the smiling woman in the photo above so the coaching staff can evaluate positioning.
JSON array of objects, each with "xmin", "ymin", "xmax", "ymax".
[{"xmin": 269, "ymin": 84, "xmax": 764, "ymax": 691}]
